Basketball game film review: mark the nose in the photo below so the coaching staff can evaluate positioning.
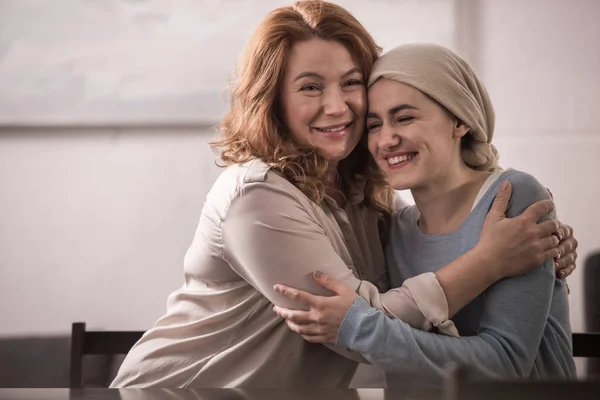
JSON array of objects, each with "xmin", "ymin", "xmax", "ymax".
[
  {"xmin": 322, "ymin": 88, "xmax": 348, "ymax": 116},
  {"xmin": 377, "ymin": 123, "xmax": 401, "ymax": 151}
]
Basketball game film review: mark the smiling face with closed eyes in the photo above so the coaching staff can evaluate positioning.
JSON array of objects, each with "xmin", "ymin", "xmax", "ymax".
[
  {"xmin": 366, "ymin": 78, "xmax": 470, "ymax": 191},
  {"xmin": 278, "ymin": 37, "xmax": 367, "ymax": 164}
]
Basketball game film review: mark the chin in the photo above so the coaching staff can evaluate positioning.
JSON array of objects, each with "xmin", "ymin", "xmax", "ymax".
[
  {"xmin": 387, "ymin": 175, "xmax": 420, "ymax": 191},
  {"xmin": 320, "ymin": 147, "xmax": 354, "ymax": 163}
]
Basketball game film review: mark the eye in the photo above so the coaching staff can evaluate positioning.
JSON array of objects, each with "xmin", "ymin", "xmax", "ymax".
[
  {"xmin": 300, "ymin": 84, "xmax": 321, "ymax": 92},
  {"xmin": 367, "ymin": 122, "xmax": 382, "ymax": 132},
  {"xmin": 396, "ymin": 116, "xmax": 414, "ymax": 123},
  {"xmin": 344, "ymin": 79, "xmax": 363, "ymax": 87}
]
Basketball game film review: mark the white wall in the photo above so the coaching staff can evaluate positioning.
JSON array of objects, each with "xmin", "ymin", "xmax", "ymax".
[
  {"xmin": 0, "ymin": 0, "xmax": 455, "ymax": 125},
  {"xmin": 0, "ymin": 0, "xmax": 455, "ymax": 336},
  {"xmin": 0, "ymin": 127, "xmax": 222, "ymax": 334}
]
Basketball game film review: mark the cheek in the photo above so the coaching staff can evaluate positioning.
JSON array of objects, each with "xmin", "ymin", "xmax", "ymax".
[
  {"xmin": 433, "ymin": 125, "xmax": 459, "ymax": 153},
  {"xmin": 367, "ymin": 134, "xmax": 379, "ymax": 158},
  {"xmin": 348, "ymin": 89, "xmax": 367, "ymax": 119},
  {"xmin": 283, "ymin": 97, "xmax": 319, "ymax": 129},
  {"xmin": 425, "ymin": 140, "xmax": 456, "ymax": 168}
]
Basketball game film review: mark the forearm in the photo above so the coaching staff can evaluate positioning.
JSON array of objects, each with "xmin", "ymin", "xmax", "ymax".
[
  {"xmin": 338, "ymin": 262, "xmax": 554, "ymax": 383},
  {"xmin": 434, "ymin": 244, "xmax": 500, "ymax": 317},
  {"xmin": 338, "ymin": 298, "xmax": 534, "ymax": 385}
]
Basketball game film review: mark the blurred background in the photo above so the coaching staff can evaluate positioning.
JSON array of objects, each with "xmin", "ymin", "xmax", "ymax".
[{"xmin": 0, "ymin": 0, "xmax": 598, "ymax": 386}]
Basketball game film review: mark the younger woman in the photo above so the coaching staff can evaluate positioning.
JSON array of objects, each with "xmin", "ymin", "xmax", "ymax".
[{"xmin": 273, "ymin": 43, "xmax": 576, "ymax": 387}]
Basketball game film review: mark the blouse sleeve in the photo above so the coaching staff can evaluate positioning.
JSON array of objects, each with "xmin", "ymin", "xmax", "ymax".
[{"xmin": 221, "ymin": 178, "xmax": 457, "ymax": 349}]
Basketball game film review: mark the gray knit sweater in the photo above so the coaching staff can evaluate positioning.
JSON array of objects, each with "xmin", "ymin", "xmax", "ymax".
[{"xmin": 337, "ymin": 169, "xmax": 576, "ymax": 388}]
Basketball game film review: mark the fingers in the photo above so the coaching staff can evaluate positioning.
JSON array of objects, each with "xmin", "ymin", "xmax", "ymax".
[
  {"xmin": 273, "ymin": 284, "xmax": 316, "ymax": 306},
  {"xmin": 563, "ymin": 224, "xmax": 574, "ymax": 240},
  {"xmin": 555, "ymin": 251, "xmax": 577, "ymax": 279},
  {"xmin": 520, "ymin": 199, "xmax": 555, "ymax": 222},
  {"xmin": 272, "ymin": 305, "xmax": 313, "ymax": 324},
  {"xmin": 272, "ymin": 305, "xmax": 330, "ymax": 339},
  {"xmin": 539, "ymin": 234, "xmax": 560, "ymax": 252},
  {"xmin": 284, "ymin": 319, "xmax": 320, "ymax": 336},
  {"xmin": 557, "ymin": 264, "xmax": 576, "ymax": 280},
  {"xmin": 313, "ymin": 271, "xmax": 350, "ymax": 295},
  {"xmin": 556, "ymin": 236, "xmax": 578, "ymax": 259},
  {"xmin": 283, "ymin": 320, "xmax": 333, "ymax": 343},
  {"xmin": 553, "ymin": 223, "xmax": 573, "ymax": 242},
  {"xmin": 536, "ymin": 219, "xmax": 560, "ymax": 238},
  {"xmin": 285, "ymin": 320, "xmax": 325, "ymax": 336},
  {"xmin": 556, "ymin": 251, "xmax": 577, "ymax": 269},
  {"xmin": 273, "ymin": 305, "xmax": 327, "ymax": 338},
  {"xmin": 488, "ymin": 181, "xmax": 512, "ymax": 220},
  {"xmin": 540, "ymin": 249, "xmax": 558, "ymax": 265}
]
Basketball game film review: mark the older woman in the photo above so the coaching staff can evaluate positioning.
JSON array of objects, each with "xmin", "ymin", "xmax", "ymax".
[
  {"xmin": 111, "ymin": 2, "xmax": 577, "ymax": 388},
  {"xmin": 273, "ymin": 43, "xmax": 576, "ymax": 387}
]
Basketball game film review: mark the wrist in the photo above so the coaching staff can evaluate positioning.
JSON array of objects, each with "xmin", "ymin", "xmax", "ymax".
[
  {"xmin": 336, "ymin": 297, "xmax": 372, "ymax": 349},
  {"xmin": 472, "ymin": 243, "xmax": 505, "ymax": 284}
]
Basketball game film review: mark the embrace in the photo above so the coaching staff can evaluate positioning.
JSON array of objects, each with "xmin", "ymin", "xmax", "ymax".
[{"xmin": 111, "ymin": 0, "xmax": 578, "ymax": 389}]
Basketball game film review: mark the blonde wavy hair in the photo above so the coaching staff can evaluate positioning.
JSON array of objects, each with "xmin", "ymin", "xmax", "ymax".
[{"xmin": 211, "ymin": 0, "xmax": 393, "ymax": 220}]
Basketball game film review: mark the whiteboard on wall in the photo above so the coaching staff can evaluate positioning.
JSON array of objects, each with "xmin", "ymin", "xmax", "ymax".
[{"xmin": 0, "ymin": 0, "xmax": 455, "ymax": 126}]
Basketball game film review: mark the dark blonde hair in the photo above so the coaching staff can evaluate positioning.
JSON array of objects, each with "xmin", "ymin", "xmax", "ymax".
[{"xmin": 211, "ymin": 0, "xmax": 393, "ymax": 220}]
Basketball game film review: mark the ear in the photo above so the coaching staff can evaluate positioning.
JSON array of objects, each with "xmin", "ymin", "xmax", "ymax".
[{"xmin": 452, "ymin": 119, "xmax": 471, "ymax": 139}]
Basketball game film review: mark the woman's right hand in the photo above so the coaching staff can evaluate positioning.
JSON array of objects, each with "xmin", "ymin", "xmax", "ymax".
[{"xmin": 479, "ymin": 180, "xmax": 560, "ymax": 281}]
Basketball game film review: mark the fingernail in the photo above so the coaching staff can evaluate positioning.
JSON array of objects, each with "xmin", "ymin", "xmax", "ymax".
[
  {"xmin": 314, "ymin": 271, "xmax": 323, "ymax": 278},
  {"xmin": 559, "ymin": 271, "xmax": 565, "ymax": 279},
  {"xmin": 273, "ymin": 285, "xmax": 280, "ymax": 292},
  {"xmin": 553, "ymin": 232, "xmax": 563, "ymax": 241},
  {"xmin": 555, "ymin": 253, "xmax": 561, "ymax": 260},
  {"xmin": 501, "ymin": 181, "xmax": 509, "ymax": 191}
]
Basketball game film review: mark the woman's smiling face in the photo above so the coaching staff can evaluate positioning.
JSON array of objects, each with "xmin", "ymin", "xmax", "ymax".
[
  {"xmin": 278, "ymin": 37, "xmax": 367, "ymax": 163},
  {"xmin": 366, "ymin": 78, "xmax": 469, "ymax": 190}
]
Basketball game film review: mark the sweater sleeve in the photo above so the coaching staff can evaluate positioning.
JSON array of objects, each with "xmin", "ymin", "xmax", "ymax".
[
  {"xmin": 336, "ymin": 172, "xmax": 563, "ymax": 384},
  {"xmin": 221, "ymin": 177, "xmax": 455, "ymax": 363}
]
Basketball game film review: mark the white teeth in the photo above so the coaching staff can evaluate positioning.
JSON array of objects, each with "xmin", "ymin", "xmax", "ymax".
[
  {"xmin": 387, "ymin": 154, "xmax": 415, "ymax": 165},
  {"xmin": 319, "ymin": 124, "xmax": 348, "ymax": 132}
]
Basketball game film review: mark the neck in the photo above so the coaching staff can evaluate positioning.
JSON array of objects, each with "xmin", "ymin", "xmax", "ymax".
[
  {"xmin": 325, "ymin": 161, "xmax": 346, "ymax": 207},
  {"xmin": 324, "ymin": 161, "xmax": 339, "ymax": 188},
  {"xmin": 412, "ymin": 163, "xmax": 491, "ymax": 234}
]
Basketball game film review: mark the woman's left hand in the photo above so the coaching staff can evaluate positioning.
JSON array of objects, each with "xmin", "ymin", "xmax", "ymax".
[{"xmin": 273, "ymin": 271, "xmax": 357, "ymax": 344}]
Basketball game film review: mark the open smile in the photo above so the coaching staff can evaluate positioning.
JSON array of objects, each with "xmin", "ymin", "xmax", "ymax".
[
  {"xmin": 384, "ymin": 152, "xmax": 418, "ymax": 169},
  {"xmin": 314, "ymin": 122, "xmax": 353, "ymax": 137}
]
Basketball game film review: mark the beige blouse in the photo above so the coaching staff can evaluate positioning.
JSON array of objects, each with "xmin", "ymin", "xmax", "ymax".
[{"xmin": 111, "ymin": 159, "xmax": 453, "ymax": 388}]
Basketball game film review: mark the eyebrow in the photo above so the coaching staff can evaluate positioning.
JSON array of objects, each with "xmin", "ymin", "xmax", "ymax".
[
  {"xmin": 293, "ymin": 67, "xmax": 362, "ymax": 82},
  {"xmin": 367, "ymin": 104, "xmax": 418, "ymax": 119}
]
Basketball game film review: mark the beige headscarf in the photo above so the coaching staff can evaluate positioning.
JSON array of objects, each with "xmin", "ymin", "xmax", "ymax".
[{"xmin": 368, "ymin": 43, "xmax": 499, "ymax": 171}]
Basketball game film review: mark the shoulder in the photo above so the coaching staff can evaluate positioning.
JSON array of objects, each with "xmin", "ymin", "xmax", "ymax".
[
  {"xmin": 503, "ymin": 169, "xmax": 549, "ymax": 197},
  {"xmin": 206, "ymin": 159, "xmax": 317, "ymax": 220},
  {"xmin": 393, "ymin": 203, "xmax": 418, "ymax": 219},
  {"xmin": 390, "ymin": 204, "xmax": 419, "ymax": 233},
  {"xmin": 212, "ymin": 159, "xmax": 270, "ymax": 190},
  {"xmin": 486, "ymin": 169, "xmax": 552, "ymax": 217}
]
